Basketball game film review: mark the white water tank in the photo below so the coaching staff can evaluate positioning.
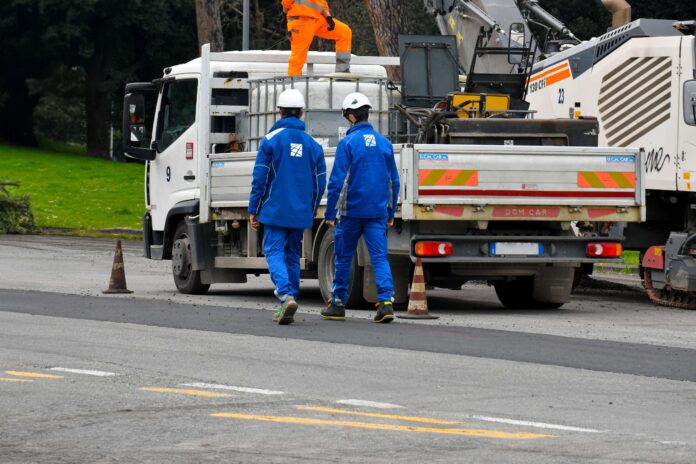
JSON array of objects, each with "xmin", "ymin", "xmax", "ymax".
[{"xmin": 248, "ymin": 77, "xmax": 392, "ymax": 151}]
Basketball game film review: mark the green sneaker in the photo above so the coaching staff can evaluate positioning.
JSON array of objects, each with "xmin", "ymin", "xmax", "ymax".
[
  {"xmin": 320, "ymin": 298, "xmax": 346, "ymax": 321},
  {"xmin": 374, "ymin": 301, "xmax": 394, "ymax": 324},
  {"xmin": 276, "ymin": 296, "xmax": 298, "ymax": 325}
]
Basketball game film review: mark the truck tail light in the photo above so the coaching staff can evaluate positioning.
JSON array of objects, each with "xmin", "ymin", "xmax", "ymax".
[
  {"xmin": 186, "ymin": 142, "xmax": 194, "ymax": 160},
  {"xmin": 586, "ymin": 242, "xmax": 622, "ymax": 258},
  {"xmin": 415, "ymin": 241, "xmax": 453, "ymax": 257}
]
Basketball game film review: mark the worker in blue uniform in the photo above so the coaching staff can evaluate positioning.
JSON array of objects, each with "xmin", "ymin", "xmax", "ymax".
[
  {"xmin": 249, "ymin": 88, "xmax": 326, "ymax": 325},
  {"xmin": 322, "ymin": 92, "xmax": 400, "ymax": 323}
]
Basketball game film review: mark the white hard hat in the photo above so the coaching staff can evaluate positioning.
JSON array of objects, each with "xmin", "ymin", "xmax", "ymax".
[
  {"xmin": 342, "ymin": 92, "xmax": 372, "ymax": 110},
  {"xmin": 277, "ymin": 89, "xmax": 305, "ymax": 109}
]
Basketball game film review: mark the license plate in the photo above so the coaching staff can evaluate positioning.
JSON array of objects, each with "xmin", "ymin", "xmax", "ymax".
[{"xmin": 490, "ymin": 242, "xmax": 543, "ymax": 256}]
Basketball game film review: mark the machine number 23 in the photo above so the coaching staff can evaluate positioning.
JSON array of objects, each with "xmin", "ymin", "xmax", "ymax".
[{"xmin": 558, "ymin": 88, "xmax": 565, "ymax": 105}]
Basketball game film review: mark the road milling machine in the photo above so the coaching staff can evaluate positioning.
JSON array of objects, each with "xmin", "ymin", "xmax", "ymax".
[{"xmin": 522, "ymin": 2, "xmax": 696, "ymax": 309}]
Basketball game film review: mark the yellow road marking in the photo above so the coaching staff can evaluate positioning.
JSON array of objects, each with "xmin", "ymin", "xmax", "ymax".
[
  {"xmin": 0, "ymin": 377, "xmax": 33, "ymax": 382},
  {"xmin": 141, "ymin": 387, "xmax": 229, "ymax": 397},
  {"xmin": 296, "ymin": 406, "xmax": 462, "ymax": 425},
  {"xmin": 5, "ymin": 371, "xmax": 64, "ymax": 379},
  {"xmin": 211, "ymin": 413, "xmax": 552, "ymax": 439}
]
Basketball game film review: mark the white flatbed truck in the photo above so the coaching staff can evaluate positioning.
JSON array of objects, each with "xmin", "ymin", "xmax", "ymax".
[{"xmin": 122, "ymin": 45, "xmax": 645, "ymax": 309}]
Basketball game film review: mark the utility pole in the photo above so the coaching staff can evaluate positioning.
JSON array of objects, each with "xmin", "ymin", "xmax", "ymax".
[{"xmin": 243, "ymin": 0, "xmax": 250, "ymax": 50}]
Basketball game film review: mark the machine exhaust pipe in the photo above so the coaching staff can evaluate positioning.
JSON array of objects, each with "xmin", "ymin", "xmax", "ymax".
[{"xmin": 601, "ymin": 0, "xmax": 632, "ymax": 28}]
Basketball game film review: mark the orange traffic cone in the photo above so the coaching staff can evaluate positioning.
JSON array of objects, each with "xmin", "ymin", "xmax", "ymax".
[
  {"xmin": 397, "ymin": 258, "xmax": 438, "ymax": 319},
  {"xmin": 103, "ymin": 240, "xmax": 133, "ymax": 294}
]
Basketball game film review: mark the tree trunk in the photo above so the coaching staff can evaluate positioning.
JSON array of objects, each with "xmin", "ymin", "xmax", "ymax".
[
  {"xmin": 252, "ymin": 0, "xmax": 266, "ymax": 48},
  {"xmin": 195, "ymin": 0, "xmax": 224, "ymax": 52},
  {"xmin": 85, "ymin": 20, "xmax": 113, "ymax": 159},
  {"xmin": 363, "ymin": 0, "xmax": 412, "ymax": 78}
]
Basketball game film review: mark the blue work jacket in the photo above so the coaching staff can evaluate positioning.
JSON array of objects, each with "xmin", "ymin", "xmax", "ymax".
[
  {"xmin": 248, "ymin": 117, "xmax": 327, "ymax": 229},
  {"xmin": 325, "ymin": 122, "xmax": 400, "ymax": 221}
]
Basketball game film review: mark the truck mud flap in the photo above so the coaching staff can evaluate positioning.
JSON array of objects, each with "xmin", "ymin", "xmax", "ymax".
[
  {"xmin": 143, "ymin": 213, "xmax": 153, "ymax": 259},
  {"xmin": 186, "ymin": 218, "xmax": 215, "ymax": 271},
  {"xmin": 533, "ymin": 267, "xmax": 574, "ymax": 304}
]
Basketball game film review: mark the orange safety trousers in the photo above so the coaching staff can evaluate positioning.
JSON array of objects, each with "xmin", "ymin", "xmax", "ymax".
[{"xmin": 287, "ymin": 16, "xmax": 352, "ymax": 76}]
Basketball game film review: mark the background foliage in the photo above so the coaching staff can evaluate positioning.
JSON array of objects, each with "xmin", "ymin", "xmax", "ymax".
[
  {"xmin": 0, "ymin": 183, "xmax": 36, "ymax": 234},
  {"xmin": 0, "ymin": 0, "xmax": 693, "ymax": 158}
]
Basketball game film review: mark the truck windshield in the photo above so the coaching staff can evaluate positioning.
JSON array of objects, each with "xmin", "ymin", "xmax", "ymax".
[{"xmin": 157, "ymin": 79, "xmax": 197, "ymax": 151}]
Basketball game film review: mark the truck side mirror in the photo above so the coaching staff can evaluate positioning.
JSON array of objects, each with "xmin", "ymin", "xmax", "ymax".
[
  {"xmin": 685, "ymin": 80, "xmax": 696, "ymax": 126},
  {"xmin": 123, "ymin": 82, "xmax": 157, "ymax": 161},
  {"xmin": 508, "ymin": 22, "xmax": 526, "ymax": 65}
]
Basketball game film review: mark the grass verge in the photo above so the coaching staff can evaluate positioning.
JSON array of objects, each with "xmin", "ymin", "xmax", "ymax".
[
  {"xmin": 0, "ymin": 144, "xmax": 144, "ymax": 230},
  {"xmin": 622, "ymin": 250, "xmax": 639, "ymax": 266}
]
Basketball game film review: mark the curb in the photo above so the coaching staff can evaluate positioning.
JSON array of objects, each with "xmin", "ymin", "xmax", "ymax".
[{"xmin": 41, "ymin": 227, "xmax": 143, "ymax": 238}]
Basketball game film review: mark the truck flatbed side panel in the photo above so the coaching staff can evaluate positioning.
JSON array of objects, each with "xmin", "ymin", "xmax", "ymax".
[{"xmin": 208, "ymin": 145, "xmax": 644, "ymax": 222}]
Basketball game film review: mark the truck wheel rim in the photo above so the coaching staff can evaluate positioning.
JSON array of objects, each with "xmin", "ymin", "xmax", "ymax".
[{"xmin": 172, "ymin": 237, "xmax": 191, "ymax": 279}]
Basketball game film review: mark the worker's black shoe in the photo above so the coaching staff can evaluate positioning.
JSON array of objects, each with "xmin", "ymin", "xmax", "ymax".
[
  {"xmin": 374, "ymin": 301, "xmax": 394, "ymax": 324},
  {"xmin": 321, "ymin": 298, "xmax": 346, "ymax": 321},
  {"xmin": 275, "ymin": 296, "xmax": 298, "ymax": 325}
]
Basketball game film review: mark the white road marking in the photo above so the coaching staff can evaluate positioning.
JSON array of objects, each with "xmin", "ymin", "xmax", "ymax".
[
  {"xmin": 49, "ymin": 367, "xmax": 117, "ymax": 377},
  {"xmin": 335, "ymin": 399, "xmax": 404, "ymax": 409},
  {"xmin": 471, "ymin": 415, "xmax": 604, "ymax": 433},
  {"xmin": 181, "ymin": 382, "xmax": 284, "ymax": 395}
]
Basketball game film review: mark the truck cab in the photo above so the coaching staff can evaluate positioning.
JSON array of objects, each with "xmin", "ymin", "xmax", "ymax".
[{"xmin": 124, "ymin": 51, "xmax": 389, "ymax": 260}]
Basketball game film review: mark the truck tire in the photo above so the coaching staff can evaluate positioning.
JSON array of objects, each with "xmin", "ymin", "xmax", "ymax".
[
  {"xmin": 493, "ymin": 277, "xmax": 563, "ymax": 310},
  {"xmin": 171, "ymin": 221, "xmax": 210, "ymax": 295},
  {"xmin": 317, "ymin": 228, "xmax": 365, "ymax": 308}
]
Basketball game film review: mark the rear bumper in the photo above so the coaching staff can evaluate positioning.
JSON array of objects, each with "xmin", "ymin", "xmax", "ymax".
[{"xmin": 410, "ymin": 234, "xmax": 622, "ymax": 264}]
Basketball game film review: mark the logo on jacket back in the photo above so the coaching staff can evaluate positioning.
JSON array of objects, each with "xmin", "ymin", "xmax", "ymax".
[
  {"xmin": 363, "ymin": 134, "xmax": 376, "ymax": 147},
  {"xmin": 290, "ymin": 143, "xmax": 303, "ymax": 158}
]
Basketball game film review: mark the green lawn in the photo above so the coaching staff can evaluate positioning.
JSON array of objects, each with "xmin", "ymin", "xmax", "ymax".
[
  {"xmin": 622, "ymin": 250, "xmax": 639, "ymax": 266},
  {"xmin": 0, "ymin": 145, "xmax": 144, "ymax": 230}
]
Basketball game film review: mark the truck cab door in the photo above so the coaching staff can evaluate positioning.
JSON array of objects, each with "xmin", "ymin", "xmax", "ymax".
[
  {"xmin": 149, "ymin": 77, "xmax": 199, "ymax": 232},
  {"xmin": 678, "ymin": 37, "xmax": 696, "ymax": 192}
]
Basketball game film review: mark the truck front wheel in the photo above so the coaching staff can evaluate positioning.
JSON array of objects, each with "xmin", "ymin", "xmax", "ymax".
[
  {"xmin": 171, "ymin": 221, "xmax": 210, "ymax": 295},
  {"xmin": 317, "ymin": 228, "xmax": 365, "ymax": 308},
  {"xmin": 493, "ymin": 277, "xmax": 564, "ymax": 310}
]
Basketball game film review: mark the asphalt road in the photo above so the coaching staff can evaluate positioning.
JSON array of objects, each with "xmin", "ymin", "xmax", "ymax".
[{"xmin": 1, "ymin": 235, "xmax": 696, "ymax": 463}]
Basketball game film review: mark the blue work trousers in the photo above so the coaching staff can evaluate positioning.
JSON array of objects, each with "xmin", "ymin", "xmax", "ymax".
[
  {"xmin": 263, "ymin": 225, "xmax": 304, "ymax": 301},
  {"xmin": 333, "ymin": 216, "xmax": 393, "ymax": 303}
]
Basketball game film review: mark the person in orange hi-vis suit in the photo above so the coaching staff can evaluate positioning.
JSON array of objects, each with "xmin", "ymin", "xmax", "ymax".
[{"xmin": 281, "ymin": 0, "xmax": 352, "ymax": 76}]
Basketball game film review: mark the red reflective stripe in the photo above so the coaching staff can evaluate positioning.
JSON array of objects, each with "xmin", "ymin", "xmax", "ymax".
[{"xmin": 419, "ymin": 189, "xmax": 635, "ymax": 198}]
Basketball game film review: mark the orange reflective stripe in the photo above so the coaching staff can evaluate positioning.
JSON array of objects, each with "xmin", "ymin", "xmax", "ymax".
[
  {"xmin": 528, "ymin": 62, "xmax": 569, "ymax": 84},
  {"xmin": 545, "ymin": 68, "xmax": 571, "ymax": 86},
  {"xmin": 578, "ymin": 172, "xmax": 636, "ymax": 189},
  {"xmin": 419, "ymin": 170, "xmax": 478, "ymax": 187}
]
